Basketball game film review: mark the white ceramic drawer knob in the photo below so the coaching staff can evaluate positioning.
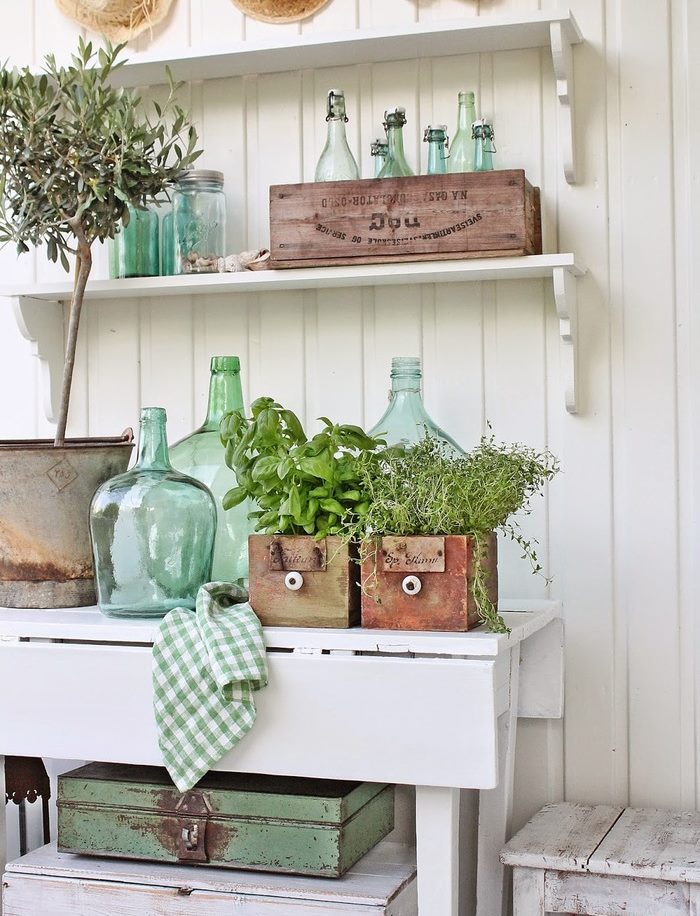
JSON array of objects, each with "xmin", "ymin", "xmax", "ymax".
[
  {"xmin": 284, "ymin": 571, "xmax": 304, "ymax": 591},
  {"xmin": 401, "ymin": 575, "xmax": 422, "ymax": 595}
]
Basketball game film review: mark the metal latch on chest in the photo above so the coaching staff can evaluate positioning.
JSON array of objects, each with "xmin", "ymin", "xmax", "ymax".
[{"xmin": 176, "ymin": 790, "xmax": 212, "ymax": 862}]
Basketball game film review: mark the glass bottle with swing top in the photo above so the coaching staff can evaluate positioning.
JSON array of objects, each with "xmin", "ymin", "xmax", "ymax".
[
  {"xmin": 315, "ymin": 90, "xmax": 360, "ymax": 182},
  {"xmin": 424, "ymin": 125, "xmax": 449, "ymax": 175}
]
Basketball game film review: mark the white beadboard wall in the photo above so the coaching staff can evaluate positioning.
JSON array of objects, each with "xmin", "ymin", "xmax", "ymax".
[{"xmin": 0, "ymin": 0, "xmax": 698, "ymax": 897}]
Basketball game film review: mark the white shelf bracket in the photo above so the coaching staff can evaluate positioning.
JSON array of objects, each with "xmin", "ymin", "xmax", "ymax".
[
  {"xmin": 550, "ymin": 21, "xmax": 578, "ymax": 184},
  {"xmin": 11, "ymin": 296, "xmax": 64, "ymax": 424},
  {"xmin": 552, "ymin": 267, "xmax": 579, "ymax": 414}
]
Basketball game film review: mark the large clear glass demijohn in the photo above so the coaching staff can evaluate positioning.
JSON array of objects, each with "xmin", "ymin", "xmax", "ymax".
[
  {"xmin": 170, "ymin": 357, "xmax": 252, "ymax": 586},
  {"xmin": 89, "ymin": 407, "xmax": 217, "ymax": 618},
  {"xmin": 368, "ymin": 357, "xmax": 464, "ymax": 453}
]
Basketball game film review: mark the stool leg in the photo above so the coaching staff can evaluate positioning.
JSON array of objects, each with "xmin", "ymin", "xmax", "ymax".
[
  {"xmin": 512, "ymin": 867, "xmax": 545, "ymax": 915},
  {"xmin": 690, "ymin": 884, "xmax": 700, "ymax": 915}
]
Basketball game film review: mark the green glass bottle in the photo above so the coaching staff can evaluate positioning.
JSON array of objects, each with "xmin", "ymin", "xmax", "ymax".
[
  {"xmin": 169, "ymin": 357, "xmax": 251, "ymax": 585},
  {"xmin": 160, "ymin": 209, "xmax": 175, "ymax": 276},
  {"xmin": 89, "ymin": 407, "xmax": 216, "ymax": 618},
  {"xmin": 448, "ymin": 91, "xmax": 477, "ymax": 173},
  {"xmin": 368, "ymin": 357, "xmax": 464, "ymax": 453},
  {"xmin": 371, "ymin": 138, "xmax": 389, "ymax": 177},
  {"xmin": 424, "ymin": 124, "xmax": 449, "ymax": 175},
  {"xmin": 378, "ymin": 108, "xmax": 414, "ymax": 178},
  {"xmin": 315, "ymin": 90, "xmax": 360, "ymax": 182},
  {"xmin": 473, "ymin": 118, "xmax": 496, "ymax": 172},
  {"xmin": 108, "ymin": 204, "xmax": 160, "ymax": 279}
]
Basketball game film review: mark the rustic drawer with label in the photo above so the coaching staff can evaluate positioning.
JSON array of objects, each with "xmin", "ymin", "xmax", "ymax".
[
  {"xmin": 3, "ymin": 842, "xmax": 417, "ymax": 915},
  {"xmin": 57, "ymin": 763, "xmax": 394, "ymax": 878},
  {"xmin": 269, "ymin": 170, "xmax": 541, "ymax": 268}
]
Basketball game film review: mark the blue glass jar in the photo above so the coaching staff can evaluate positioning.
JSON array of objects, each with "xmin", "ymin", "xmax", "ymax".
[{"xmin": 174, "ymin": 170, "xmax": 226, "ymax": 274}]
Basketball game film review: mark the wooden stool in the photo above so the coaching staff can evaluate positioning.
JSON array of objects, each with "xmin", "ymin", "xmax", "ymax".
[{"xmin": 501, "ymin": 802, "xmax": 700, "ymax": 915}]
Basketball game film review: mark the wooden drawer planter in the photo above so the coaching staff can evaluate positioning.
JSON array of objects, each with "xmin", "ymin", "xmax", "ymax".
[
  {"xmin": 57, "ymin": 763, "xmax": 394, "ymax": 878},
  {"xmin": 360, "ymin": 534, "xmax": 498, "ymax": 631},
  {"xmin": 248, "ymin": 534, "xmax": 359, "ymax": 628},
  {"xmin": 269, "ymin": 170, "xmax": 541, "ymax": 268},
  {"xmin": 4, "ymin": 842, "xmax": 417, "ymax": 915}
]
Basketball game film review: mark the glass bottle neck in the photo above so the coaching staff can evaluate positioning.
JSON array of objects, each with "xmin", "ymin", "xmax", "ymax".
[
  {"xmin": 427, "ymin": 141, "xmax": 447, "ymax": 174},
  {"xmin": 391, "ymin": 374, "xmax": 422, "ymax": 394},
  {"xmin": 457, "ymin": 98, "xmax": 476, "ymax": 131},
  {"xmin": 387, "ymin": 125, "xmax": 407, "ymax": 162},
  {"xmin": 137, "ymin": 412, "xmax": 172, "ymax": 470},
  {"xmin": 203, "ymin": 370, "xmax": 244, "ymax": 430},
  {"xmin": 326, "ymin": 118, "xmax": 350, "ymax": 147}
]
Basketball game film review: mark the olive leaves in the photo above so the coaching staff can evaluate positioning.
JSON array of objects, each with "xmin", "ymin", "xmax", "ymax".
[
  {"xmin": 0, "ymin": 38, "xmax": 201, "ymax": 266},
  {"xmin": 220, "ymin": 397, "xmax": 385, "ymax": 540}
]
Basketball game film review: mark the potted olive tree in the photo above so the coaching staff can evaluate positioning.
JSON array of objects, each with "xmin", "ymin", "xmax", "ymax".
[
  {"xmin": 220, "ymin": 398, "xmax": 384, "ymax": 627},
  {"xmin": 0, "ymin": 39, "xmax": 201, "ymax": 608}
]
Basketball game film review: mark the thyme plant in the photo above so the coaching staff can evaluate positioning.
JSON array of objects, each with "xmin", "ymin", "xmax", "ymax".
[
  {"xmin": 348, "ymin": 436, "xmax": 559, "ymax": 633},
  {"xmin": 0, "ymin": 39, "xmax": 201, "ymax": 445}
]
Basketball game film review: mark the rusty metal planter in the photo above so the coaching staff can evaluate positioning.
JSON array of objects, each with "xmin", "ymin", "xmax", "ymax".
[
  {"xmin": 360, "ymin": 533, "xmax": 498, "ymax": 631},
  {"xmin": 248, "ymin": 534, "xmax": 360, "ymax": 627},
  {"xmin": 57, "ymin": 763, "xmax": 395, "ymax": 877},
  {"xmin": 0, "ymin": 433, "xmax": 134, "ymax": 608}
]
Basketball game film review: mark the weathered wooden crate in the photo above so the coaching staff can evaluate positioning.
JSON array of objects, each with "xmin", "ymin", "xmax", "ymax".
[
  {"xmin": 57, "ymin": 763, "xmax": 394, "ymax": 878},
  {"xmin": 4, "ymin": 841, "xmax": 417, "ymax": 915},
  {"xmin": 360, "ymin": 534, "xmax": 498, "ymax": 631},
  {"xmin": 269, "ymin": 170, "xmax": 541, "ymax": 268},
  {"xmin": 248, "ymin": 534, "xmax": 359, "ymax": 627}
]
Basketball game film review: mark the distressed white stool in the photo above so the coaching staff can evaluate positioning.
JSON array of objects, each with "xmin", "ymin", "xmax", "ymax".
[{"xmin": 501, "ymin": 802, "xmax": 700, "ymax": 915}]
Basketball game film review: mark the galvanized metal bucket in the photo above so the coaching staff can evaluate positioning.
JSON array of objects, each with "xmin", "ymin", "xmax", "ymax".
[{"xmin": 0, "ymin": 432, "xmax": 134, "ymax": 608}]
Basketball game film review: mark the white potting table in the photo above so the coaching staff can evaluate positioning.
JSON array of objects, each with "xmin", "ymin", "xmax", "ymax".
[{"xmin": 0, "ymin": 600, "xmax": 563, "ymax": 916}]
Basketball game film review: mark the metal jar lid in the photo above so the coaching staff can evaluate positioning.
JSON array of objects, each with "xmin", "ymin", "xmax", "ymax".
[{"xmin": 178, "ymin": 169, "xmax": 225, "ymax": 186}]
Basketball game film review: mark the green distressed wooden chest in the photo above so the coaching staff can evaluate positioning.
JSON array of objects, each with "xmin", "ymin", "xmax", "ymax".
[{"xmin": 57, "ymin": 763, "xmax": 395, "ymax": 878}]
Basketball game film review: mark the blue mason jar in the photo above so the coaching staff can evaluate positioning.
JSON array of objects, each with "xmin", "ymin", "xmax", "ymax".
[{"xmin": 173, "ymin": 170, "xmax": 226, "ymax": 274}]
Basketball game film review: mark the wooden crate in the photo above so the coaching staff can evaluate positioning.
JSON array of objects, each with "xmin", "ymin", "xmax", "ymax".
[
  {"xmin": 248, "ymin": 535, "xmax": 360, "ymax": 627},
  {"xmin": 57, "ymin": 763, "xmax": 394, "ymax": 877},
  {"xmin": 3, "ymin": 842, "xmax": 417, "ymax": 915},
  {"xmin": 269, "ymin": 170, "xmax": 541, "ymax": 268},
  {"xmin": 360, "ymin": 534, "xmax": 498, "ymax": 632}
]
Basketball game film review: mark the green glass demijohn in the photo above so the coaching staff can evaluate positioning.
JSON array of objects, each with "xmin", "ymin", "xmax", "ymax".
[
  {"xmin": 169, "ymin": 357, "xmax": 252, "ymax": 586},
  {"xmin": 89, "ymin": 407, "xmax": 217, "ymax": 618},
  {"xmin": 368, "ymin": 357, "xmax": 464, "ymax": 453}
]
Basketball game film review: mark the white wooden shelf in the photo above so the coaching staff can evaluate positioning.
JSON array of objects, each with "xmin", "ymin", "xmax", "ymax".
[
  {"xmin": 110, "ymin": 9, "xmax": 582, "ymax": 183},
  {"xmin": 2, "ymin": 253, "xmax": 585, "ymax": 418}
]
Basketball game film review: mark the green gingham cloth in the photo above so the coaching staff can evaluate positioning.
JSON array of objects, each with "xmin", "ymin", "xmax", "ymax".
[{"xmin": 152, "ymin": 582, "xmax": 268, "ymax": 792}]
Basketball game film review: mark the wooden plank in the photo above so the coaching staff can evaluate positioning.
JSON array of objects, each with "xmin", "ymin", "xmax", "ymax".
[
  {"xmin": 517, "ymin": 618, "xmax": 564, "ymax": 719},
  {"xmin": 500, "ymin": 803, "xmax": 624, "ymax": 871},
  {"xmin": 6, "ymin": 841, "xmax": 415, "ymax": 904},
  {"xmin": 512, "ymin": 867, "xmax": 545, "ymax": 916},
  {"xmin": 0, "ymin": 643, "xmax": 500, "ymax": 788},
  {"xmin": 545, "ymin": 870, "xmax": 690, "ymax": 915},
  {"xmin": 415, "ymin": 786, "xmax": 459, "ymax": 916},
  {"xmin": 587, "ymin": 807, "xmax": 700, "ymax": 882}
]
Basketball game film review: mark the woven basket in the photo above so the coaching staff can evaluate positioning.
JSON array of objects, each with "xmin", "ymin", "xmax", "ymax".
[
  {"xmin": 231, "ymin": 0, "xmax": 330, "ymax": 23},
  {"xmin": 55, "ymin": 0, "xmax": 174, "ymax": 41}
]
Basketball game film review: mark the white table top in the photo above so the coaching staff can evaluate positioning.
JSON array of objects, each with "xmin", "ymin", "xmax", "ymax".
[{"xmin": 0, "ymin": 599, "xmax": 559, "ymax": 658}]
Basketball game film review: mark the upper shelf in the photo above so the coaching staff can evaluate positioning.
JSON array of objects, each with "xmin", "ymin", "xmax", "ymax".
[
  {"xmin": 4, "ymin": 253, "xmax": 583, "ymax": 302},
  {"xmin": 110, "ymin": 10, "xmax": 583, "ymax": 87},
  {"xmin": 4, "ymin": 254, "xmax": 585, "ymax": 418}
]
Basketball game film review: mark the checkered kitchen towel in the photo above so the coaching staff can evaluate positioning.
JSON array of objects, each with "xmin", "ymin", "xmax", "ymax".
[{"xmin": 152, "ymin": 582, "xmax": 268, "ymax": 792}]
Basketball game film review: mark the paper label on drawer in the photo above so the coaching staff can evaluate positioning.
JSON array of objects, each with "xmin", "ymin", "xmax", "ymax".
[
  {"xmin": 378, "ymin": 537, "xmax": 446, "ymax": 573},
  {"xmin": 269, "ymin": 537, "xmax": 327, "ymax": 571}
]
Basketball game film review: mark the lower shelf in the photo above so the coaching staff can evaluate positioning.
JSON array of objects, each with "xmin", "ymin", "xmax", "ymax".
[{"xmin": 4, "ymin": 841, "xmax": 417, "ymax": 915}]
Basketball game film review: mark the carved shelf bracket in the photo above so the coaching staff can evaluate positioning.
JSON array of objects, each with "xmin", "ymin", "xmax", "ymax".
[
  {"xmin": 550, "ymin": 20, "xmax": 580, "ymax": 185},
  {"xmin": 552, "ymin": 266, "xmax": 579, "ymax": 414},
  {"xmin": 11, "ymin": 296, "xmax": 64, "ymax": 424}
]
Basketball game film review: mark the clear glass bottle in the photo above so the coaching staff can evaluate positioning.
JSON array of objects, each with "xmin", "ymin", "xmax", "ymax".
[
  {"xmin": 160, "ymin": 208, "xmax": 175, "ymax": 276},
  {"xmin": 368, "ymin": 356, "xmax": 464, "ymax": 453},
  {"xmin": 378, "ymin": 108, "xmax": 414, "ymax": 178},
  {"xmin": 448, "ymin": 91, "xmax": 477, "ymax": 173},
  {"xmin": 108, "ymin": 204, "xmax": 160, "ymax": 279},
  {"xmin": 174, "ymin": 170, "xmax": 226, "ymax": 274},
  {"xmin": 370, "ymin": 138, "xmax": 389, "ymax": 178},
  {"xmin": 473, "ymin": 119, "xmax": 496, "ymax": 172},
  {"xmin": 89, "ymin": 407, "xmax": 217, "ymax": 618},
  {"xmin": 170, "ymin": 357, "xmax": 251, "ymax": 586},
  {"xmin": 315, "ymin": 90, "xmax": 360, "ymax": 182},
  {"xmin": 424, "ymin": 124, "xmax": 449, "ymax": 175}
]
